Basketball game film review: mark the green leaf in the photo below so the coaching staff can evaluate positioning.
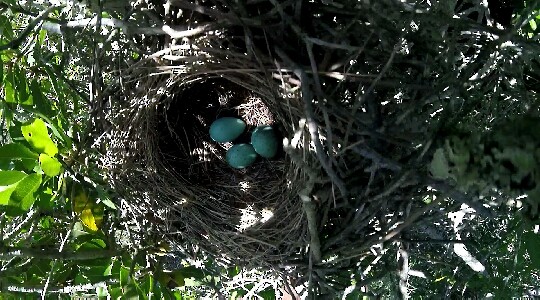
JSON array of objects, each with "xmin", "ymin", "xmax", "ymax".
[
  {"xmin": 259, "ymin": 287, "xmax": 276, "ymax": 300},
  {"xmin": 96, "ymin": 186, "xmax": 117, "ymax": 210},
  {"xmin": 430, "ymin": 148, "xmax": 450, "ymax": 179},
  {"xmin": 4, "ymin": 77, "xmax": 16, "ymax": 103},
  {"xmin": 0, "ymin": 171, "xmax": 27, "ymax": 205},
  {"xmin": 39, "ymin": 153, "xmax": 61, "ymax": 177},
  {"xmin": 21, "ymin": 119, "xmax": 58, "ymax": 156},
  {"xmin": 530, "ymin": 19, "xmax": 538, "ymax": 31},
  {"xmin": 78, "ymin": 238, "xmax": 107, "ymax": 250},
  {"xmin": 30, "ymin": 79, "xmax": 55, "ymax": 118},
  {"xmin": 0, "ymin": 143, "xmax": 39, "ymax": 163},
  {"xmin": 524, "ymin": 232, "xmax": 540, "ymax": 270},
  {"xmin": 120, "ymin": 266, "xmax": 130, "ymax": 286},
  {"xmin": 109, "ymin": 287, "xmax": 123, "ymax": 299},
  {"xmin": 0, "ymin": 55, "xmax": 3, "ymax": 83},
  {"xmin": 10, "ymin": 173, "xmax": 42, "ymax": 211},
  {"xmin": 0, "ymin": 16, "xmax": 14, "ymax": 42},
  {"xmin": 15, "ymin": 66, "xmax": 30, "ymax": 105},
  {"xmin": 96, "ymin": 286, "xmax": 109, "ymax": 298},
  {"xmin": 72, "ymin": 222, "xmax": 89, "ymax": 238},
  {"xmin": 83, "ymin": 262, "xmax": 113, "ymax": 283},
  {"xmin": 123, "ymin": 283, "xmax": 141, "ymax": 299}
]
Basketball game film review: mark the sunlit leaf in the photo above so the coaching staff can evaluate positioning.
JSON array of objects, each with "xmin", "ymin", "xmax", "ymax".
[
  {"xmin": 39, "ymin": 153, "xmax": 62, "ymax": 177},
  {"xmin": 10, "ymin": 173, "xmax": 42, "ymax": 211},
  {"xmin": 530, "ymin": 19, "xmax": 537, "ymax": 31},
  {"xmin": 80, "ymin": 208, "xmax": 98, "ymax": 231},
  {"xmin": 0, "ymin": 171, "xmax": 27, "ymax": 205},
  {"xmin": 21, "ymin": 119, "xmax": 58, "ymax": 156},
  {"xmin": 4, "ymin": 78, "xmax": 16, "ymax": 103},
  {"xmin": 96, "ymin": 286, "xmax": 109, "ymax": 298}
]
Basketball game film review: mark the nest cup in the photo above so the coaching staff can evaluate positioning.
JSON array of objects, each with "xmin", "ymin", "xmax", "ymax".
[{"xmin": 103, "ymin": 52, "xmax": 309, "ymax": 267}]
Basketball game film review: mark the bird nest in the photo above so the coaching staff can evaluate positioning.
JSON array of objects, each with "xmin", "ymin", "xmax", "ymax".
[{"xmin": 100, "ymin": 46, "xmax": 312, "ymax": 266}]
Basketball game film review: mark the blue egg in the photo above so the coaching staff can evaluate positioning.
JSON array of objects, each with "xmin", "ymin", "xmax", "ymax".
[
  {"xmin": 251, "ymin": 126, "xmax": 278, "ymax": 158},
  {"xmin": 226, "ymin": 144, "xmax": 258, "ymax": 168},
  {"xmin": 209, "ymin": 117, "xmax": 246, "ymax": 143}
]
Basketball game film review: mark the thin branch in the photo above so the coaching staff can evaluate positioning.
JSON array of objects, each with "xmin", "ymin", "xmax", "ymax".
[{"xmin": 43, "ymin": 18, "xmax": 214, "ymax": 39}]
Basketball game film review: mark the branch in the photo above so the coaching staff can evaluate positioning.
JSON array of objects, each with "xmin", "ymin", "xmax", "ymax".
[{"xmin": 42, "ymin": 18, "xmax": 214, "ymax": 39}]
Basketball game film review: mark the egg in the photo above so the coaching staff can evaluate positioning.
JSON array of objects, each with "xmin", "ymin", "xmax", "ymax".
[
  {"xmin": 251, "ymin": 125, "xmax": 278, "ymax": 158},
  {"xmin": 209, "ymin": 117, "xmax": 246, "ymax": 143},
  {"xmin": 226, "ymin": 144, "xmax": 258, "ymax": 169}
]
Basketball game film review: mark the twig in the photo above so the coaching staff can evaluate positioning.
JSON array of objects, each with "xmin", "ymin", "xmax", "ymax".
[
  {"xmin": 299, "ymin": 177, "xmax": 322, "ymax": 263},
  {"xmin": 3, "ymin": 210, "xmax": 37, "ymax": 241},
  {"xmin": 398, "ymin": 248, "xmax": 409, "ymax": 300},
  {"xmin": 43, "ymin": 18, "xmax": 214, "ymax": 39}
]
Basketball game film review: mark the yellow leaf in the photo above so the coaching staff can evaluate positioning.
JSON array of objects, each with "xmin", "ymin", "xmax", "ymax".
[
  {"xmin": 72, "ymin": 184, "xmax": 103, "ymax": 231},
  {"xmin": 81, "ymin": 207, "xmax": 98, "ymax": 231}
]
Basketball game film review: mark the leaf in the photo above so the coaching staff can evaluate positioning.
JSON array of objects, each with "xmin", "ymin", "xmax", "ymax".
[
  {"xmin": 259, "ymin": 287, "xmax": 276, "ymax": 300},
  {"xmin": 10, "ymin": 173, "xmax": 42, "ymax": 211},
  {"xmin": 120, "ymin": 266, "xmax": 130, "ymax": 286},
  {"xmin": 39, "ymin": 153, "xmax": 62, "ymax": 177},
  {"xmin": 524, "ymin": 232, "xmax": 540, "ymax": 270},
  {"xmin": 0, "ymin": 143, "xmax": 39, "ymax": 171},
  {"xmin": 0, "ymin": 55, "xmax": 3, "ymax": 83},
  {"xmin": 15, "ymin": 66, "xmax": 30, "ymax": 105},
  {"xmin": 430, "ymin": 148, "xmax": 450, "ymax": 179},
  {"xmin": 0, "ymin": 171, "xmax": 27, "ymax": 205},
  {"xmin": 72, "ymin": 222, "xmax": 88, "ymax": 238},
  {"xmin": 80, "ymin": 208, "xmax": 99, "ymax": 231},
  {"xmin": 530, "ymin": 19, "xmax": 538, "ymax": 31},
  {"xmin": 123, "ymin": 283, "xmax": 142, "ymax": 299},
  {"xmin": 21, "ymin": 119, "xmax": 58, "ymax": 156},
  {"xmin": 96, "ymin": 286, "xmax": 109, "ymax": 298},
  {"xmin": 96, "ymin": 185, "xmax": 117, "ymax": 210},
  {"xmin": 73, "ymin": 186, "xmax": 103, "ymax": 232},
  {"xmin": 4, "ymin": 77, "xmax": 16, "ymax": 103},
  {"xmin": 0, "ymin": 143, "xmax": 39, "ymax": 162},
  {"xmin": 0, "ymin": 16, "xmax": 14, "ymax": 42},
  {"xmin": 109, "ymin": 287, "xmax": 123, "ymax": 299},
  {"xmin": 30, "ymin": 79, "xmax": 54, "ymax": 118}
]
